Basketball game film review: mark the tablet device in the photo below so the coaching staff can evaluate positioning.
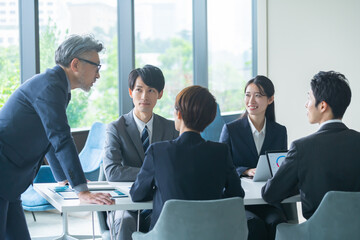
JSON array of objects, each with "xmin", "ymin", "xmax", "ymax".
[
  {"xmin": 252, "ymin": 155, "xmax": 272, "ymax": 182},
  {"xmin": 266, "ymin": 150, "xmax": 288, "ymax": 177}
]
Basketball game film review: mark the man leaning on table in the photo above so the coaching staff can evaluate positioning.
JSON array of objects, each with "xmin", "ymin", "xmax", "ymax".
[
  {"xmin": 0, "ymin": 34, "xmax": 114, "ymax": 240},
  {"xmin": 102, "ymin": 65, "xmax": 178, "ymax": 240},
  {"xmin": 261, "ymin": 70, "xmax": 360, "ymax": 220}
]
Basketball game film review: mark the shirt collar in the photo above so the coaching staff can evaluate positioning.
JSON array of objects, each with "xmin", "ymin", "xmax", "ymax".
[
  {"xmin": 248, "ymin": 116, "xmax": 266, "ymax": 135},
  {"xmin": 319, "ymin": 119, "xmax": 342, "ymax": 128},
  {"xmin": 132, "ymin": 110, "xmax": 154, "ymax": 134}
]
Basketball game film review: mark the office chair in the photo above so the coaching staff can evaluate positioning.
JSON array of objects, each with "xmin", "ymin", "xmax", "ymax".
[
  {"xmin": 79, "ymin": 121, "xmax": 107, "ymax": 181},
  {"xmin": 132, "ymin": 197, "xmax": 248, "ymax": 240},
  {"xmin": 201, "ymin": 103, "xmax": 225, "ymax": 142},
  {"xmin": 21, "ymin": 165, "xmax": 56, "ymax": 221},
  {"xmin": 275, "ymin": 191, "xmax": 360, "ymax": 240}
]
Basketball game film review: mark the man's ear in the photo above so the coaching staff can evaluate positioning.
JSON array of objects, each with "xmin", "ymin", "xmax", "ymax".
[
  {"xmin": 128, "ymin": 88, "xmax": 133, "ymax": 98},
  {"xmin": 70, "ymin": 58, "xmax": 80, "ymax": 73},
  {"xmin": 319, "ymin": 101, "xmax": 328, "ymax": 113},
  {"xmin": 158, "ymin": 90, "xmax": 163, "ymax": 99}
]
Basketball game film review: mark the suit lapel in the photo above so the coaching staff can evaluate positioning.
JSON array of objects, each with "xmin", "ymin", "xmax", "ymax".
[
  {"xmin": 239, "ymin": 118, "xmax": 258, "ymax": 158},
  {"xmin": 152, "ymin": 114, "xmax": 163, "ymax": 143},
  {"xmin": 124, "ymin": 111, "xmax": 145, "ymax": 160}
]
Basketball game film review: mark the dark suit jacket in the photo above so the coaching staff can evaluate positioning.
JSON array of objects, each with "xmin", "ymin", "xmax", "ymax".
[
  {"xmin": 103, "ymin": 110, "xmax": 178, "ymax": 182},
  {"xmin": 0, "ymin": 65, "xmax": 86, "ymax": 200},
  {"xmin": 262, "ymin": 122, "xmax": 360, "ymax": 219},
  {"xmin": 130, "ymin": 131, "xmax": 245, "ymax": 229},
  {"xmin": 220, "ymin": 117, "xmax": 288, "ymax": 176}
]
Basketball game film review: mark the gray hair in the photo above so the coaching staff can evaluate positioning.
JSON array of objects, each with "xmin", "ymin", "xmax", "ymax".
[{"xmin": 55, "ymin": 34, "xmax": 104, "ymax": 67}]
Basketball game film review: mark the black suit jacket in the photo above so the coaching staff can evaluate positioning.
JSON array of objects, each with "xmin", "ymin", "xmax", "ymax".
[
  {"xmin": 130, "ymin": 131, "xmax": 245, "ymax": 229},
  {"xmin": 220, "ymin": 117, "xmax": 288, "ymax": 176},
  {"xmin": 262, "ymin": 122, "xmax": 360, "ymax": 219}
]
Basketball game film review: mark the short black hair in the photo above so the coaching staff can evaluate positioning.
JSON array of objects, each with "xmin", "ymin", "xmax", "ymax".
[
  {"xmin": 311, "ymin": 71, "xmax": 351, "ymax": 119},
  {"xmin": 128, "ymin": 65, "xmax": 165, "ymax": 93},
  {"xmin": 175, "ymin": 85, "xmax": 217, "ymax": 132}
]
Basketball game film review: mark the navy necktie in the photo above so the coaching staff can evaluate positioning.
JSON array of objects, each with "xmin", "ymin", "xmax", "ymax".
[{"xmin": 141, "ymin": 125, "xmax": 149, "ymax": 152}]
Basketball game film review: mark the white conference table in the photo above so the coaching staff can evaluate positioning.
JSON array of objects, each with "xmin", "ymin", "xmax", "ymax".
[{"xmin": 33, "ymin": 179, "xmax": 300, "ymax": 239}]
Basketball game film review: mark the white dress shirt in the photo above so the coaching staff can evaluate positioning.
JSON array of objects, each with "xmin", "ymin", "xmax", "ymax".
[
  {"xmin": 248, "ymin": 116, "xmax": 266, "ymax": 155},
  {"xmin": 319, "ymin": 119, "xmax": 343, "ymax": 128},
  {"xmin": 133, "ymin": 111, "xmax": 154, "ymax": 144}
]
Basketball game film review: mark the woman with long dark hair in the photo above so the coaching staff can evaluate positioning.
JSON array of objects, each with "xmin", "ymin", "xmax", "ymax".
[{"xmin": 220, "ymin": 75, "xmax": 287, "ymax": 240}]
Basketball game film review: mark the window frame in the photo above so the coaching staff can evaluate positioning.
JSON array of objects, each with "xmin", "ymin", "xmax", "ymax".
[{"xmin": 18, "ymin": 0, "xmax": 257, "ymax": 120}]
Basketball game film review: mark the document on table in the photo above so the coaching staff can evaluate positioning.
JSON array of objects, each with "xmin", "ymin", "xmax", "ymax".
[{"xmin": 49, "ymin": 185, "xmax": 128, "ymax": 200}]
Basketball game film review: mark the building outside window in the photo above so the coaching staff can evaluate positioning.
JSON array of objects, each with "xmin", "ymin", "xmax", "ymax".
[
  {"xmin": 0, "ymin": 0, "xmax": 20, "ymax": 108},
  {"xmin": 208, "ymin": 0, "xmax": 253, "ymax": 114},
  {"xmin": 0, "ymin": 0, "xmax": 255, "ymax": 127},
  {"xmin": 134, "ymin": 0, "xmax": 193, "ymax": 119},
  {"xmin": 38, "ymin": 0, "xmax": 118, "ymax": 129}
]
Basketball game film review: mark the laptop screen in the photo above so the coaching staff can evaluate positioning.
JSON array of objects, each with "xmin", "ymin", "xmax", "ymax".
[{"xmin": 266, "ymin": 150, "xmax": 288, "ymax": 177}]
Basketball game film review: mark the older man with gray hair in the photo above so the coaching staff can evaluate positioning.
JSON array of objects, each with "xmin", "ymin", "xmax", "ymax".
[{"xmin": 0, "ymin": 34, "xmax": 114, "ymax": 239}]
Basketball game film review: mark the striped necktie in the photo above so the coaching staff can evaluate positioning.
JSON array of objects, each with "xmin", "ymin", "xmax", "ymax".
[{"xmin": 141, "ymin": 125, "xmax": 149, "ymax": 152}]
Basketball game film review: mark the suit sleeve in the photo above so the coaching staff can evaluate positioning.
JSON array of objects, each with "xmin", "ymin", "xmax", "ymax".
[
  {"xmin": 103, "ymin": 123, "xmax": 141, "ymax": 182},
  {"xmin": 261, "ymin": 142, "xmax": 299, "ymax": 204},
  {"xmin": 45, "ymin": 146, "xmax": 66, "ymax": 182},
  {"xmin": 220, "ymin": 124, "xmax": 248, "ymax": 176},
  {"xmin": 34, "ymin": 84, "xmax": 87, "ymax": 190},
  {"xmin": 223, "ymin": 148, "xmax": 245, "ymax": 198},
  {"xmin": 130, "ymin": 145, "xmax": 155, "ymax": 202}
]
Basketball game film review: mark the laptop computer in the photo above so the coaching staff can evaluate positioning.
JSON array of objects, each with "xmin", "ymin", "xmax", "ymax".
[
  {"xmin": 266, "ymin": 150, "xmax": 288, "ymax": 177},
  {"xmin": 252, "ymin": 155, "xmax": 272, "ymax": 182}
]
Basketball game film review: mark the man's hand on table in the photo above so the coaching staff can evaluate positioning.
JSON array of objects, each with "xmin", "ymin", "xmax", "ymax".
[{"xmin": 78, "ymin": 191, "xmax": 115, "ymax": 205}]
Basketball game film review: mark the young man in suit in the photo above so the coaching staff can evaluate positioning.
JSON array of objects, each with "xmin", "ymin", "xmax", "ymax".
[
  {"xmin": 103, "ymin": 64, "xmax": 178, "ymax": 240},
  {"xmin": 262, "ymin": 71, "xmax": 360, "ymax": 220},
  {"xmin": 0, "ymin": 34, "xmax": 114, "ymax": 240}
]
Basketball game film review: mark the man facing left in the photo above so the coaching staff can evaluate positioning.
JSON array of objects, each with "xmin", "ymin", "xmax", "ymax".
[{"xmin": 0, "ymin": 34, "xmax": 114, "ymax": 240}]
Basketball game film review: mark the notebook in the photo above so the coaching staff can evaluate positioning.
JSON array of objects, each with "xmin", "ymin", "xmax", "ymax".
[{"xmin": 266, "ymin": 150, "xmax": 288, "ymax": 177}]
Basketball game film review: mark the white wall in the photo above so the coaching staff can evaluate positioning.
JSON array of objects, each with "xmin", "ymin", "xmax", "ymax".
[{"xmin": 258, "ymin": 0, "xmax": 360, "ymax": 143}]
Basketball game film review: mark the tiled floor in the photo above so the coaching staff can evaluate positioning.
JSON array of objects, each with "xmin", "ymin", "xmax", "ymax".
[{"xmin": 25, "ymin": 209, "xmax": 102, "ymax": 239}]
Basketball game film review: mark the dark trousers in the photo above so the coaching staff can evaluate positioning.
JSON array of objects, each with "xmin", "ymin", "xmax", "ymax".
[
  {"xmin": 246, "ymin": 204, "xmax": 287, "ymax": 240},
  {"xmin": 0, "ymin": 196, "xmax": 31, "ymax": 240}
]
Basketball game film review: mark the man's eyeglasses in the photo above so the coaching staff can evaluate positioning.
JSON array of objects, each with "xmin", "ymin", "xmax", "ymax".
[{"xmin": 77, "ymin": 57, "xmax": 101, "ymax": 72}]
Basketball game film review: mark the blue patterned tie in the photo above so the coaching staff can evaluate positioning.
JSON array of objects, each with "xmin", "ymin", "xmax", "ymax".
[{"xmin": 141, "ymin": 125, "xmax": 149, "ymax": 152}]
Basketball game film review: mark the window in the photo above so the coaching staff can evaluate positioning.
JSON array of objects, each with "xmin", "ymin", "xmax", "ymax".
[
  {"xmin": 208, "ymin": 0, "xmax": 254, "ymax": 114},
  {"xmin": 0, "ymin": 0, "xmax": 20, "ymax": 108},
  {"xmin": 38, "ymin": 0, "xmax": 118, "ymax": 128},
  {"xmin": 134, "ymin": 0, "xmax": 193, "ymax": 119}
]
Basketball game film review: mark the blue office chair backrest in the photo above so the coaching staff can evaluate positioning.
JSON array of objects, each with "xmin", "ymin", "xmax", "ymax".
[
  {"xmin": 276, "ymin": 191, "xmax": 360, "ymax": 240},
  {"xmin": 132, "ymin": 197, "xmax": 248, "ymax": 240},
  {"xmin": 79, "ymin": 122, "xmax": 107, "ymax": 181},
  {"xmin": 21, "ymin": 165, "xmax": 56, "ymax": 220},
  {"xmin": 201, "ymin": 103, "xmax": 225, "ymax": 142}
]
